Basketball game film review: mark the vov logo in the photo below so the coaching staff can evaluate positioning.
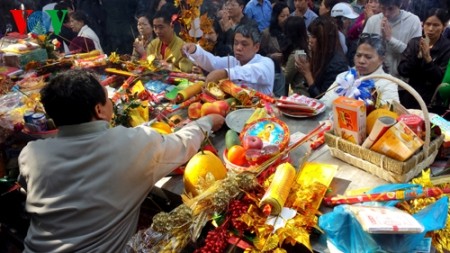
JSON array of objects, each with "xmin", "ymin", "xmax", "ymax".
[{"xmin": 9, "ymin": 5, "xmax": 68, "ymax": 35}]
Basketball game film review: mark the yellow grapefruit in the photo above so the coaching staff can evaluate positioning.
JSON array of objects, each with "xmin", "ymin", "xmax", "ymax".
[
  {"xmin": 183, "ymin": 150, "xmax": 227, "ymax": 196},
  {"xmin": 150, "ymin": 121, "xmax": 172, "ymax": 134},
  {"xmin": 366, "ymin": 109, "xmax": 398, "ymax": 133}
]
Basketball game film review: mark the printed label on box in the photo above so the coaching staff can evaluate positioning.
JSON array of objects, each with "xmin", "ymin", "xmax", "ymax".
[{"xmin": 332, "ymin": 97, "xmax": 366, "ymax": 145}]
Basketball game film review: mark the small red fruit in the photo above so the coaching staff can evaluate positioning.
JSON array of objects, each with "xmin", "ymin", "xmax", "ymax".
[{"xmin": 242, "ymin": 136, "xmax": 264, "ymax": 150}]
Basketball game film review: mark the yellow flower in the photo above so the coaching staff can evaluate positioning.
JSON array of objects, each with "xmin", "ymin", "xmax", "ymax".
[{"xmin": 109, "ymin": 52, "xmax": 121, "ymax": 64}]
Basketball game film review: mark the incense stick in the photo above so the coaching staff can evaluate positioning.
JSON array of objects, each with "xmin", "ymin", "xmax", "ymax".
[
  {"xmin": 130, "ymin": 25, "xmax": 136, "ymax": 40},
  {"xmin": 227, "ymin": 54, "xmax": 230, "ymax": 80},
  {"xmin": 83, "ymin": 37, "xmax": 89, "ymax": 52}
]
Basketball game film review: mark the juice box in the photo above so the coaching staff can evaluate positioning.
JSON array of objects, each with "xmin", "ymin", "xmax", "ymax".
[
  {"xmin": 332, "ymin": 96, "xmax": 366, "ymax": 145},
  {"xmin": 370, "ymin": 121, "xmax": 424, "ymax": 161}
]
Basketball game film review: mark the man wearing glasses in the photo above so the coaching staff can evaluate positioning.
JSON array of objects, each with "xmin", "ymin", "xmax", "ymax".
[
  {"xmin": 221, "ymin": 0, "xmax": 258, "ymax": 49},
  {"xmin": 183, "ymin": 24, "xmax": 275, "ymax": 95},
  {"xmin": 362, "ymin": 0, "xmax": 421, "ymax": 78}
]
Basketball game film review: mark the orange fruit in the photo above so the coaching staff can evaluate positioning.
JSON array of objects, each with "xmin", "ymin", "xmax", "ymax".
[
  {"xmin": 183, "ymin": 150, "xmax": 227, "ymax": 196},
  {"xmin": 227, "ymin": 145, "xmax": 247, "ymax": 166}
]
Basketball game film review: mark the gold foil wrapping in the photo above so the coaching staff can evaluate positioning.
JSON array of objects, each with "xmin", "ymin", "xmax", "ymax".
[{"xmin": 259, "ymin": 163, "xmax": 296, "ymax": 215}]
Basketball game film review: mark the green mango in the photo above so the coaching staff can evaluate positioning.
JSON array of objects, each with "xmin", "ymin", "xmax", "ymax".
[{"xmin": 225, "ymin": 129, "xmax": 241, "ymax": 150}]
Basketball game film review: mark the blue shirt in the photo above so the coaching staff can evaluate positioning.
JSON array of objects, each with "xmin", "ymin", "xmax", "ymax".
[
  {"xmin": 290, "ymin": 8, "xmax": 318, "ymax": 28},
  {"xmin": 304, "ymin": 8, "xmax": 318, "ymax": 28},
  {"xmin": 244, "ymin": 0, "xmax": 272, "ymax": 32}
]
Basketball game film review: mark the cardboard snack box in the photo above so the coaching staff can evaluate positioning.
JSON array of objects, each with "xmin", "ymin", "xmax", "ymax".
[
  {"xmin": 333, "ymin": 96, "xmax": 366, "ymax": 145},
  {"xmin": 371, "ymin": 121, "xmax": 424, "ymax": 161}
]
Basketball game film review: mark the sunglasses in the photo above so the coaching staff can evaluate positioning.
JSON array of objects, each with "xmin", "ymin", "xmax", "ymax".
[{"xmin": 359, "ymin": 33, "xmax": 382, "ymax": 40}]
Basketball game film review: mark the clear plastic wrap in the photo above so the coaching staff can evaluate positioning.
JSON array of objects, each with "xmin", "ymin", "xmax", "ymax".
[{"xmin": 319, "ymin": 196, "xmax": 448, "ymax": 253}]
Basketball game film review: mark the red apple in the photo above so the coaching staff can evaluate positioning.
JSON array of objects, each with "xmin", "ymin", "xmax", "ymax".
[
  {"xmin": 188, "ymin": 102, "xmax": 202, "ymax": 119},
  {"xmin": 200, "ymin": 102, "xmax": 222, "ymax": 117},
  {"xmin": 242, "ymin": 136, "xmax": 264, "ymax": 150},
  {"xmin": 212, "ymin": 100, "xmax": 230, "ymax": 116}
]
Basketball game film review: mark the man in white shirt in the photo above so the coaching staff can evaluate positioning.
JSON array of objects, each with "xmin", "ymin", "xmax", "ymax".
[
  {"xmin": 363, "ymin": 0, "xmax": 421, "ymax": 78},
  {"xmin": 183, "ymin": 24, "xmax": 275, "ymax": 95}
]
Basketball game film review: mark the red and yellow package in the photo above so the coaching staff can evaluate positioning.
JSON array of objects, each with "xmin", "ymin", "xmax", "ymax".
[{"xmin": 332, "ymin": 96, "xmax": 366, "ymax": 145}]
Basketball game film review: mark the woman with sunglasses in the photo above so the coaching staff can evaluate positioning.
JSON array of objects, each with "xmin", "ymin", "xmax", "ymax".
[
  {"xmin": 398, "ymin": 8, "xmax": 450, "ymax": 110},
  {"xmin": 321, "ymin": 33, "xmax": 399, "ymax": 107},
  {"xmin": 295, "ymin": 16, "xmax": 349, "ymax": 98}
]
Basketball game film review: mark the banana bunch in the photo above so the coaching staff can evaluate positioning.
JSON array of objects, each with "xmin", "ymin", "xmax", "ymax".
[{"xmin": 246, "ymin": 107, "xmax": 268, "ymax": 125}]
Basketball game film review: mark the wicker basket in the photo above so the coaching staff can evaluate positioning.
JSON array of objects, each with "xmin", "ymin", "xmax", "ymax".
[{"xmin": 324, "ymin": 74, "xmax": 444, "ymax": 183}]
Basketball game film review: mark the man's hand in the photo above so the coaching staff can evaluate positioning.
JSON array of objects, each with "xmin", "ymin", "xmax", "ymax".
[
  {"xmin": 381, "ymin": 18, "xmax": 392, "ymax": 41},
  {"xmin": 205, "ymin": 69, "xmax": 228, "ymax": 84},
  {"xmin": 204, "ymin": 114, "xmax": 225, "ymax": 132},
  {"xmin": 219, "ymin": 10, "xmax": 232, "ymax": 32},
  {"xmin": 192, "ymin": 65, "xmax": 203, "ymax": 74},
  {"xmin": 182, "ymin": 43, "xmax": 197, "ymax": 55}
]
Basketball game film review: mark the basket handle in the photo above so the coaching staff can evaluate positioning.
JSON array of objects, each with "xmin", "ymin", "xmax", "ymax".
[{"xmin": 358, "ymin": 74, "xmax": 430, "ymax": 151}]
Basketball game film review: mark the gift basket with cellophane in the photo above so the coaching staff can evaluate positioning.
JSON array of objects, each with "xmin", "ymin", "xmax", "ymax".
[{"xmin": 324, "ymin": 71, "xmax": 444, "ymax": 183}]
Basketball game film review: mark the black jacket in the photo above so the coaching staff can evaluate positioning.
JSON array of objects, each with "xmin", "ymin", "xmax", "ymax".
[
  {"xmin": 398, "ymin": 36, "xmax": 450, "ymax": 108},
  {"xmin": 308, "ymin": 52, "xmax": 349, "ymax": 99}
]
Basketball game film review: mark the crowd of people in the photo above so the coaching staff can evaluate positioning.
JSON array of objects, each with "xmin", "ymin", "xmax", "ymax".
[
  {"xmin": 2, "ymin": 0, "xmax": 450, "ymax": 106},
  {"xmin": 3, "ymin": 0, "xmax": 450, "ymax": 252}
]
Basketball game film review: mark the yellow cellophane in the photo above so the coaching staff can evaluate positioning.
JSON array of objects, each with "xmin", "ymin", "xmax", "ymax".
[
  {"xmin": 128, "ymin": 101, "xmax": 149, "ymax": 127},
  {"xmin": 259, "ymin": 163, "xmax": 296, "ymax": 215},
  {"xmin": 177, "ymin": 82, "xmax": 204, "ymax": 102},
  {"xmin": 219, "ymin": 80, "xmax": 251, "ymax": 105}
]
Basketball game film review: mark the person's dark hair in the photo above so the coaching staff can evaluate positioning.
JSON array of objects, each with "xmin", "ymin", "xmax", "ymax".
[
  {"xmin": 283, "ymin": 16, "xmax": 308, "ymax": 63},
  {"xmin": 212, "ymin": 18, "xmax": 226, "ymax": 44},
  {"xmin": 40, "ymin": 70, "xmax": 107, "ymax": 126},
  {"xmin": 146, "ymin": 0, "xmax": 175, "ymax": 13},
  {"xmin": 379, "ymin": 0, "xmax": 402, "ymax": 7},
  {"xmin": 69, "ymin": 11, "xmax": 89, "ymax": 24},
  {"xmin": 269, "ymin": 2, "xmax": 289, "ymax": 34},
  {"xmin": 212, "ymin": 18, "xmax": 222, "ymax": 35},
  {"xmin": 322, "ymin": 0, "xmax": 346, "ymax": 16},
  {"xmin": 55, "ymin": 0, "xmax": 73, "ymax": 10},
  {"xmin": 209, "ymin": 19, "xmax": 233, "ymax": 56},
  {"xmin": 152, "ymin": 9, "xmax": 173, "ymax": 24},
  {"xmin": 357, "ymin": 33, "xmax": 388, "ymax": 71},
  {"xmin": 234, "ymin": 23, "xmax": 261, "ymax": 43},
  {"xmin": 227, "ymin": 0, "xmax": 246, "ymax": 7},
  {"xmin": 424, "ymin": 8, "xmax": 450, "ymax": 26},
  {"xmin": 135, "ymin": 13, "xmax": 153, "ymax": 24},
  {"xmin": 358, "ymin": 33, "xmax": 386, "ymax": 57},
  {"xmin": 54, "ymin": 1, "xmax": 73, "ymax": 22},
  {"xmin": 308, "ymin": 16, "xmax": 341, "ymax": 79}
]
